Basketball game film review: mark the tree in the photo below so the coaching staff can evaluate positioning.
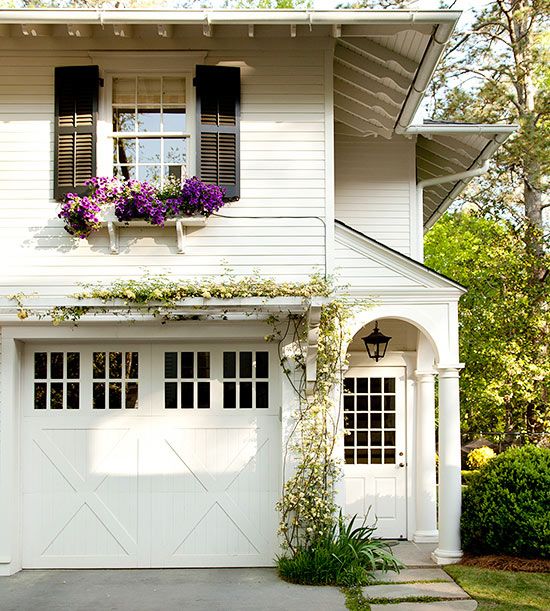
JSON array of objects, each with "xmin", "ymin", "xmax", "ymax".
[
  {"xmin": 425, "ymin": 210, "xmax": 549, "ymax": 441},
  {"xmin": 430, "ymin": 1, "xmax": 549, "ymax": 259}
]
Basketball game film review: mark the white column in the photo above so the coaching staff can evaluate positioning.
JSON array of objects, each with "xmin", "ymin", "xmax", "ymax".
[
  {"xmin": 413, "ymin": 371, "xmax": 438, "ymax": 542},
  {"xmin": 433, "ymin": 366, "xmax": 463, "ymax": 564}
]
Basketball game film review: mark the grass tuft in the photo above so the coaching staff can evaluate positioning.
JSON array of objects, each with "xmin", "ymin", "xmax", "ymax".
[{"xmin": 277, "ymin": 514, "xmax": 402, "ymax": 587}]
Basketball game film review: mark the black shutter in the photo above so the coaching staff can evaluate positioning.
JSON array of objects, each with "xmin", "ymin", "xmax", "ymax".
[
  {"xmin": 195, "ymin": 65, "xmax": 240, "ymax": 201},
  {"xmin": 54, "ymin": 65, "xmax": 99, "ymax": 200}
]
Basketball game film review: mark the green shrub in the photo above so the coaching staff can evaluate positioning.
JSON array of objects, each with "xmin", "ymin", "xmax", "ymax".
[
  {"xmin": 461, "ymin": 445, "xmax": 550, "ymax": 558},
  {"xmin": 461, "ymin": 469, "xmax": 480, "ymax": 486},
  {"xmin": 277, "ymin": 514, "xmax": 402, "ymax": 586},
  {"xmin": 467, "ymin": 446, "xmax": 496, "ymax": 469}
]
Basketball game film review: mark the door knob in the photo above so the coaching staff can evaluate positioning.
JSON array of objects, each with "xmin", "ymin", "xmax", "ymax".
[{"xmin": 399, "ymin": 462, "xmax": 405, "ymax": 468}]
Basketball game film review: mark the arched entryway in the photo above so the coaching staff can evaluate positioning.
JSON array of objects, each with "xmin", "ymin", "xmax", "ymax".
[{"xmin": 339, "ymin": 309, "xmax": 464, "ymax": 564}]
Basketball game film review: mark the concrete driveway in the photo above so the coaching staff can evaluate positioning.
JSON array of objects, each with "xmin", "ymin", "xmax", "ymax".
[{"xmin": 0, "ymin": 567, "xmax": 347, "ymax": 611}]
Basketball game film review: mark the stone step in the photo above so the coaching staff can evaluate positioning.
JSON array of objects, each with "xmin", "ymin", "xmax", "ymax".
[
  {"xmin": 371, "ymin": 568, "xmax": 454, "ymax": 583},
  {"xmin": 370, "ymin": 601, "xmax": 477, "ymax": 611},
  {"xmin": 363, "ymin": 580, "xmax": 470, "ymax": 600}
]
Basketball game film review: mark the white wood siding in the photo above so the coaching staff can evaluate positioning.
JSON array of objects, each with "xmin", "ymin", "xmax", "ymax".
[
  {"xmin": 334, "ymin": 240, "xmax": 421, "ymax": 290},
  {"xmin": 335, "ymin": 137, "xmax": 415, "ymax": 256},
  {"xmin": 0, "ymin": 50, "xmax": 327, "ymax": 300}
]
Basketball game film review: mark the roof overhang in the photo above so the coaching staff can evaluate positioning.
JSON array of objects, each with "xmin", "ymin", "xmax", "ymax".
[
  {"xmin": 412, "ymin": 122, "xmax": 517, "ymax": 229},
  {"xmin": 0, "ymin": 9, "xmax": 462, "ymax": 26}
]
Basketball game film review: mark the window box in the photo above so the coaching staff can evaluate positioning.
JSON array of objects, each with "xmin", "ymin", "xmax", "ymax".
[{"xmin": 98, "ymin": 206, "xmax": 207, "ymax": 255}]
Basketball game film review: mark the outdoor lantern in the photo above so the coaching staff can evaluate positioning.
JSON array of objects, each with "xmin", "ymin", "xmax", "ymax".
[{"xmin": 362, "ymin": 321, "xmax": 392, "ymax": 362}]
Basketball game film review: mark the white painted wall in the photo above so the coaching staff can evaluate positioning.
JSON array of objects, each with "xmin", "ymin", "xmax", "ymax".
[
  {"xmin": 0, "ymin": 46, "xmax": 328, "ymax": 301},
  {"xmin": 335, "ymin": 136, "xmax": 416, "ymax": 257}
]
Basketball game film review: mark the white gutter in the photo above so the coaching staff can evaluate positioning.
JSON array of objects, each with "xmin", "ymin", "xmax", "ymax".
[
  {"xmin": 406, "ymin": 124, "xmax": 516, "ymax": 135},
  {"xmin": 395, "ymin": 21, "xmax": 458, "ymax": 133},
  {"xmin": 0, "ymin": 9, "xmax": 462, "ymax": 26}
]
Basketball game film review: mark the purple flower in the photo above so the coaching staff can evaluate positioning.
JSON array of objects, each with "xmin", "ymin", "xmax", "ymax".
[{"xmin": 59, "ymin": 176, "xmax": 227, "ymax": 238}]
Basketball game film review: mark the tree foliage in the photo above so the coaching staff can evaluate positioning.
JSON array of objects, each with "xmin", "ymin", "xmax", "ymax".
[
  {"xmin": 429, "ymin": 1, "xmax": 549, "ymax": 256},
  {"xmin": 425, "ymin": 211, "xmax": 549, "ymax": 439}
]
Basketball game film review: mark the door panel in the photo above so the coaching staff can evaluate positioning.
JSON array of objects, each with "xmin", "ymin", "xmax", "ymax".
[
  {"xmin": 22, "ymin": 343, "xmax": 280, "ymax": 568},
  {"xmin": 343, "ymin": 366, "xmax": 407, "ymax": 539}
]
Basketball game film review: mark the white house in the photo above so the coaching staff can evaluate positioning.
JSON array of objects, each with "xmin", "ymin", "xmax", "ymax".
[{"xmin": 0, "ymin": 9, "xmax": 515, "ymax": 575}]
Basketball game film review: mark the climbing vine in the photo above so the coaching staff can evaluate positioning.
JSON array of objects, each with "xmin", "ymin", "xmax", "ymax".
[
  {"xmin": 9, "ymin": 273, "xmax": 331, "ymax": 324},
  {"xmin": 270, "ymin": 300, "xmax": 356, "ymax": 553}
]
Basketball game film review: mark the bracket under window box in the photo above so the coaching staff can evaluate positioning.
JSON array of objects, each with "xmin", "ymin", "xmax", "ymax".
[{"xmin": 100, "ymin": 217, "xmax": 207, "ymax": 255}]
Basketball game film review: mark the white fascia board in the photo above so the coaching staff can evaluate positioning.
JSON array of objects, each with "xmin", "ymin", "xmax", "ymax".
[{"xmin": 0, "ymin": 9, "xmax": 462, "ymax": 26}]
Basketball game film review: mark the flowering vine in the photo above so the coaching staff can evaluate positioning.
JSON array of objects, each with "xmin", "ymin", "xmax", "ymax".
[
  {"xmin": 271, "ymin": 301, "xmax": 355, "ymax": 553},
  {"xmin": 9, "ymin": 273, "xmax": 332, "ymax": 324},
  {"xmin": 59, "ymin": 176, "xmax": 226, "ymax": 239}
]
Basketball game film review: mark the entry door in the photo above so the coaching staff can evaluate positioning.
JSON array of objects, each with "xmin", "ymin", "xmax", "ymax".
[{"xmin": 343, "ymin": 367, "xmax": 407, "ymax": 539}]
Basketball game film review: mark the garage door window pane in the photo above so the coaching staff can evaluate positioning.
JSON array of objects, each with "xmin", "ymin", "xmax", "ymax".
[
  {"xmin": 181, "ymin": 352, "xmax": 194, "ymax": 378},
  {"xmin": 51, "ymin": 353, "xmax": 64, "ymax": 379},
  {"xmin": 256, "ymin": 382, "xmax": 269, "ymax": 409},
  {"xmin": 126, "ymin": 352, "xmax": 139, "ymax": 379},
  {"xmin": 67, "ymin": 352, "xmax": 80, "ymax": 379},
  {"xmin": 109, "ymin": 352, "xmax": 123, "ymax": 379},
  {"xmin": 34, "ymin": 383, "xmax": 47, "ymax": 410},
  {"xmin": 165, "ymin": 382, "xmax": 177, "ymax": 409},
  {"xmin": 223, "ymin": 352, "xmax": 236, "ymax": 378},
  {"xmin": 93, "ymin": 383, "xmax": 105, "ymax": 409},
  {"xmin": 256, "ymin": 352, "xmax": 269, "ymax": 378},
  {"xmin": 181, "ymin": 382, "xmax": 194, "ymax": 409},
  {"xmin": 240, "ymin": 382, "xmax": 252, "ymax": 409},
  {"xmin": 197, "ymin": 352, "xmax": 210, "ymax": 378},
  {"xmin": 51, "ymin": 383, "xmax": 63, "ymax": 410},
  {"xmin": 67, "ymin": 383, "xmax": 80, "ymax": 410},
  {"xmin": 109, "ymin": 383, "xmax": 122, "ymax": 409},
  {"xmin": 93, "ymin": 352, "xmax": 106, "ymax": 378},
  {"xmin": 126, "ymin": 382, "xmax": 138, "ymax": 409},
  {"xmin": 165, "ymin": 352, "xmax": 178, "ymax": 379},
  {"xmin": 197, "ymin": 382, "xmax": 210, "ymax": 409},
  {"xmin": 224, "ymin": 382, "xmax": 236, "ymax": 409},
  {"xmin": 239, "ymin": 352, "xmax": 253, "ymax": 378},
  {"xmin": 34, "ymin": 352, "xmax": 47, "ymax": 379}
]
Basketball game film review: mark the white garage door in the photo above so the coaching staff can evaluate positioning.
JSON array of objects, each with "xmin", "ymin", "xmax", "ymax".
[{"xmin": 22, "ymin": 344, "xmax": 280, "ymax": 568}]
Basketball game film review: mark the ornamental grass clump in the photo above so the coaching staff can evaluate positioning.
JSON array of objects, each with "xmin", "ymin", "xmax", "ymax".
[
  {"xmin": 277, "ymin": 514, "xmax": 402, "ymax": 586},
  {"xmin": 59, "ymin": 176, "xmax": 226, "ymax": 238}
]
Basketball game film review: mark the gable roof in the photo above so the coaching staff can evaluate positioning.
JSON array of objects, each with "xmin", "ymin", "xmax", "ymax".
[{"xmin": 335, "ymin": 219, "xmax": 466, "ymax": 294}]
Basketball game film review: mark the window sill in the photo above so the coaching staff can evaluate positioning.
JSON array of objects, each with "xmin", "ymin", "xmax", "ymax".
[{"xmin": 101, "ymin": 216, "xmax": 207, "ymax": 255}]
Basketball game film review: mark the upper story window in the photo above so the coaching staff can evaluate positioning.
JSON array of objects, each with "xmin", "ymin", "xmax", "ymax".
[
  {"xmin": 112, "ymin": 76, "xmax": 189, "ymax": 186},
  {"xmin": 54, "ymin": 63, "xmax": 240, "ymax": 201}
]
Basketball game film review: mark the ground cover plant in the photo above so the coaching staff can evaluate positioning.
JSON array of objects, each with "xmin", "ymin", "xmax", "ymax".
[
  {"xmin": 277, "ymin": 514, "xmax": 401, "ymax": 587},
  {"xmin": 461, "ymin": 445, "xmax": 550, "ymax": 558},
  {"xmin": 445, "ymin": 565, "xmax": 550, "ymax": 611}
]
